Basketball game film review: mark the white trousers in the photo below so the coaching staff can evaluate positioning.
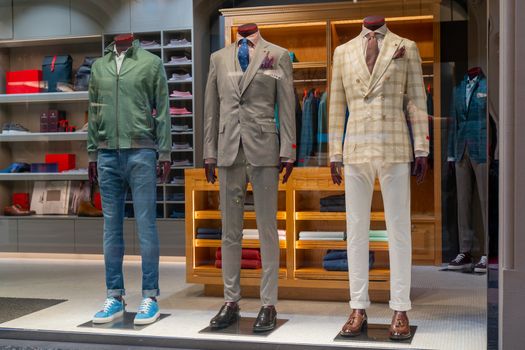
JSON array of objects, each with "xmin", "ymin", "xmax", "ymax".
[{"xmin": 344, "ymin": 161, "xmax": 412, "ymax": 311}]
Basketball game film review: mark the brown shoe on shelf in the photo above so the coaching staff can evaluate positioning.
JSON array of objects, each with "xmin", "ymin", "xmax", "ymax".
[
  {"xmin": 4, "ymin": 204, "xmax": 32, "ymax": 216},
  {"xmin": 389, "ymin": 311, "xmax": 411, "ymax": 340},
  {"xmin": 340, "ymin": 309, "xmax": 367, "ymax": 337},
  {"xmin": 77, "ymin": 201, "xmax": 103, "ymax": 217}
]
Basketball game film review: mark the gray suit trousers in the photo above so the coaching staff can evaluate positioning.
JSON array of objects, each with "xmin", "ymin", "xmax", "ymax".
[
  {"xmin": 455, "ymin": 149, "xmax": 488, "ymax": 254},
  {"xmin": 218, "ymin": 145, "xmax": 280, "ymax": 305}
]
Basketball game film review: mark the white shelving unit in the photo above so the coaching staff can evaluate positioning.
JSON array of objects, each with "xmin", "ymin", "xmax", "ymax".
[
  {"xmin": 0, "ymin": 172, "xmax": 88, "ymax": 181},
  {"xmin": 0, "ymin": 132, "xmax": 87, "ymax": 142},
  {"xmin": 0, "ymin": 91, "xmax": 89, "ymax": 104}
]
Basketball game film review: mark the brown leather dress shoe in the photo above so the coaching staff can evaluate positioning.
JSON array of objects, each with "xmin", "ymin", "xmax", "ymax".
[
  {"xmin": 340, "ymin": 309, "xmax": 367, "ymax": 337},
  {"xmin": 78, "ymin": 201, "xmax": 103, "ymax": 217},
  {"xmin": 4, "ymin": 204, "xmax": 32, "ymax": 216},
  {"xmin": 389, "ymin": 311, "xmax": 411, "ymax": 340}
]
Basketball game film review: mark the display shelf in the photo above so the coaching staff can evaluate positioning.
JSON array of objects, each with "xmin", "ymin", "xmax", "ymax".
[
  {"xmin": 169, "ymin": 97, "xmax": 193, "ymax": 101},
  {"xmin": 292, "ymin": 62, "xmax": 327, "ymax": 69},
  {"xmin": 195, "ymin": 239, "xmax": 287, "ymax": 249},
  {"xmin": 168, "ymin": 80, "xmax": 193, "ymax": 84},
  {"xmin": 171, "ymin": 131, "xmax": 193, "ymax": 135},
  {"xmin": 193, "ymin": 265, "xmax": 287, "ymax": 279},
  {"xmin": 295, "ymin": 211, "xmax": 386, "ymax": 221},
  {"xmin": 0, "ymin": 35, "xmax": 102, "ymax": 48},
  {"xmin": 171, "ymin": 149, "xmax": 194, "ymax": 153},
  {"xmin": 166, "ymin": 201, "xmax": 185, "ymax": 204},
  {"xmin": 171, "ymin": 114, "xmax": 193, "ymax": 118},
  {"xmin": 0, "ymin": 92, "xmax": 89, "ymax": 104},
  {"xmin": 0, "ymin": 173, "xmax": 88, "ymax": 181},
  {"xmin": 164, "ymin": 62, "xmax": 192, "ymax": 67},
  {"xmin": 295, "ymin": 240, "xmax": 389, "ymax": 251},
  {"xmin": 163, "ymin": 45, "xmax": 193, "ymax": 49},
  {"xmin": 194, "ymin": 210, "xmax": 287, "ymax": 221},
  {"xmin": 0, "ymin": 132, "xmax": 87, "ymax": 142},
  {"xmin": 294, "ymin": 267, "xmax": 390, "ymax": 281}
]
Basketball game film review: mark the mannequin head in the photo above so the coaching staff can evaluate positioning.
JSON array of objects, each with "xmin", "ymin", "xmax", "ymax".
[
  {"xmin": 238, "ymin": 23, "xmax": 259, "ymax": 37},
  {"xmin": 363, "ymin": 16, "xmax": 386, "ymax": 31},
  {"xmin": 467, "ymin": 66, "xmax": 483, "ymax": 79},
  {"xmin": 114, "ymin": 33, "xmax": 134, "ymax": 54}
]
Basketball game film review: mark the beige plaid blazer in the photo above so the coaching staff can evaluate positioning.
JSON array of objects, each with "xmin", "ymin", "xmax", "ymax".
[{"xmin": 328, "ymin": 30, "xmax": 430, "ymax": 164}]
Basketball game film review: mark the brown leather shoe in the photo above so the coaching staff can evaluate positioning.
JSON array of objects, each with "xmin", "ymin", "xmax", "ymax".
[
  {"xmin": 340, "ymin": 309, "xmax": 367, "ymax": 337},
  {"xmin": 389, "ymin": 311, "xmax": 411, "ymax": 340},
  {"xmin": 78, "ymin": 201, "xmax": 103, "ymax": 217},
  {"xmin": 4, "ymin": 204, "xmax": 32, "ymax": 216}
]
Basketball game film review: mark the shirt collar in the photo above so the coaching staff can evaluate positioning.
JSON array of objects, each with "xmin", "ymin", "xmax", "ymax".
[
  {"xmin": 113, "ymin": 45, "xmax": 128, "ymax": 57},
  {"xmin": 361, "ymin": 24, "xmax": 388, "ymax": 39},
  {"xmin": 236, "ymin": 31, "xmax": 260, "ymax": 48}
]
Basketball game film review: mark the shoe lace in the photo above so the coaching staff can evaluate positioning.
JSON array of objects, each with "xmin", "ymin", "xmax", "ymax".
[
  {"xmin": 138, "ymin": 298, "xmax": 154, "ymax": 314},
  {"xmin": 102, "ymin": 298, "xmax": 118, "ymax": 313},
  {"xmin": 452, "ymin": 253, "xmax": 466, "ymax": 263},
  {"xmin": 479, "ymin": 256, "xmax": 488, "ymax": 265}
]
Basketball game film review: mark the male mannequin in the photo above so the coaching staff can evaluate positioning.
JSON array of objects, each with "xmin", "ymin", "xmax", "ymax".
[
  {"xmin": 329, "ymin": 16, "xmax": 429, "ymax": 340},
  {"xmin": 447, "ymin": 67, "xmax": 488, "ymax": 273},
  {"xmin": 88, "ymin": 33, "xmax": 171, "ymax": 325},
  {"xmin": 203, "ymin": 23, "xmax": 295, "ymax": 332}
]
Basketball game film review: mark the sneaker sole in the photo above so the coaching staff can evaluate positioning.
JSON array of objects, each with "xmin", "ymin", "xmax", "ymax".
[
  {"xmin": 92, "ymin": 310, "xmax": 124, "ymax": 324},
  {"xmin": 474, "ymin": 267, "xmax": 487, "ymax": 273},
  {"xmin": 134, "ymin": 311, "xmax": 160, "ymax": 325},
  {"xmin": 447, "ymin": 264, "xmax": 472, "ymax": 270}
]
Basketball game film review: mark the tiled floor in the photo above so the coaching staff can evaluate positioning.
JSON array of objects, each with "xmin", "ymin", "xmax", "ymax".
[{"xmin": 0, "ymin": 258, "xmax": 487, "ymax": 350}]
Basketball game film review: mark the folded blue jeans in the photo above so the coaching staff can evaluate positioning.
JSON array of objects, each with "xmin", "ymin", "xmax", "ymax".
[{"xmin": 98, "ymin": 149, "xmax": 160, "ymax": 298}]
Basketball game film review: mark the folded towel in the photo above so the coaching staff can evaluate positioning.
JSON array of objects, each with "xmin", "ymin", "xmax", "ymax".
[
  {"xmin": 324, "ymin": 249, "xmax": 347, "ymax": 261},
  {"xmin": 299, "ymin": 231, "xmax": 345, "ymax": 240},
  {"xmin": 322, "ymin": 252, "xmax": 375, "ymax": 271},
  {"xmin": 197, "ymin": 227, "xmax": 222, "ymax": 235},
  {"xmin": 369, "ymin": 230, "xmax": 388, "ymax": 237},
  {"xmin": 242, "ymin": 229, "xmax": 286, "ymax": 237},
  {"xmin": 369, "ymin": 237, "xmax": 389, "ymax": 242},
  {"xmin": 320, "ymin": 194, "xmax": 345, "ymax": 207},
  {"xmin": 215, "ymin": 259, "xmax": 262, "ymax": 269},
  {"xmin": 216, "ymin": 248, "xmax": 261, "ymax": 260},
  {"xmin": 299, "ymin": 237, "xmax": 345, "ymax": 241},
  {"xmin": 196, "ymin": 233, "xmax": 222, "ymax": 240}
]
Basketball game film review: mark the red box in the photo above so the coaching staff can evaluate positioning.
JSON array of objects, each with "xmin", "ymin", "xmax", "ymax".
[
  {"xmin": 13, "ymin": 193, "xmax": 30, "ymax": 211},
  {"xmin": 6, "ymin": 70, "xmax": 42, "ymax": 94},
  {"xmin": 45, "ymin": 153, "xmax": 76, "ymax": 172}
]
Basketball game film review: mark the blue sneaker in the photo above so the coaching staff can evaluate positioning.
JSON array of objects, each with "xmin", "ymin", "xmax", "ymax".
[
  {"xmin": 134, "ymin": 298, "xmax": 160, "ymax": 325},
  {"xmin": 92, "ymin": 297, "xmax": 125, "ymax": 324}
]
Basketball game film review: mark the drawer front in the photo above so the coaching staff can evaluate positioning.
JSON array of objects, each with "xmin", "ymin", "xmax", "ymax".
[{"xmin": 412, "ymin": 223, "xmax": 435, "ymax": 262}]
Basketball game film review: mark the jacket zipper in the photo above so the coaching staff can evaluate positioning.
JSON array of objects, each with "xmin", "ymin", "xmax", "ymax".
[{"xmin": 115, "ymin": 53, "xmax": 124, "ymax": 149}]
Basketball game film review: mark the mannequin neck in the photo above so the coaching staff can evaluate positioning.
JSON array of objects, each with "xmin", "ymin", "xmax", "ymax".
[
  {"xmin": 238, "ymin": 23, "xmax": 259, "ymax": 37},
  {"xmin": 363, "ymin": 15, "xmax": 385, "ymax": 31},
  {"xmin": 115, "ymin": 33, "xmax": 134, "ymax": 54}
]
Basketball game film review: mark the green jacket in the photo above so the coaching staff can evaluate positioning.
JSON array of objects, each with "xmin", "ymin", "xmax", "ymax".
[{"xmin": 87, "ymin": 40, "xmax": 171, "ymax": 162}]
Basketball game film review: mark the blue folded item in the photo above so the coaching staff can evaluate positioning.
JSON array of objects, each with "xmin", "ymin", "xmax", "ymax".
[
  {"xmin": 323, "ymin": 259, "xmax": 347, "ymax": 271},
  {"xmin": 324, "ymin": 249, "xmax": 347, "ymax": 261},
  {"xmin": 0, "ymin": 162, "xmax": 30, "ymax": 173},
  {"xmin": 196, "ymin": 233, "xmax": 222, "ymax": 240},
  {"xmin": 170, "ymin": 211, "xmax": 185, "ymax": 219},
  {"xmin": 197, "ymin": 227, "xmax": 222, "ymax": 235},
  {"xmin": 168, "ymin": 193, "xmax": 185, "ymax": 201},
  {"xmin": 322, "ymin": 251, "xmax": 375, "ymax": 271}
]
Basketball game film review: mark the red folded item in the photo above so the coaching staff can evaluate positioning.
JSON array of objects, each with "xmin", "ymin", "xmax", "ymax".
[
  {"xmin": 6, "ymin": 70, "xmax": 42, "ymax": 94},
  {"xmin": 45, "ymin": 153, "xmax": 75, "ymax": 172},
  {"xmin": 93, "ymin": 192, "xmax": 102, "ymax": 210},
  {"xmin": 216, "ymin": 248, "xmax": 261, "ymax": 261},
  {"xmin": 13, "ymin": 193, "xmax": 30, "ymax": 211},
  {"xmin": 215, "ymin": 259, "xmax": 262, "ymax": 269}
]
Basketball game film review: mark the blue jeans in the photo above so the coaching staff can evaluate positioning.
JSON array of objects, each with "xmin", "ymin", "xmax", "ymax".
[{"xmin": 98, "ymin": 149, "xmax": 160, "ymax": 298}]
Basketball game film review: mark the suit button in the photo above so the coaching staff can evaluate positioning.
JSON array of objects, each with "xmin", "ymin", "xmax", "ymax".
[
  {"xmin": 364, "ymin": 97, "xmax": 369, "ymax": 102},
  {"xmin": 381, "ymin": 96, "xmax": 385, "ymax": 100},
  {"xmin": 383, "ymin": 114, "xmax": 386, "ymax": 119},
  {"xmin": 356, "ymin": 79, "xmax": 360, "ymax": 83},
  {"xmin": 240, "ymin": 100, "xmax": 245, "ymax": 105}
]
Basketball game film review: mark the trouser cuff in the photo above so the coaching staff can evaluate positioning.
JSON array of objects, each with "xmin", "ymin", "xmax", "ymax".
[
  {"xmin": 389, "ymin": 301, "xmax": 411, "ymax": 312},
  {"xmin": 350, "ymin": 300, "xmax": 371, "ymax": 310},
  {"xmin": 142, "ymin": 289, "xmax": 159, "ymax": 298},
  {"xmin": 107, "ymin": 289, "xmax": 125, "ymax": 298}
]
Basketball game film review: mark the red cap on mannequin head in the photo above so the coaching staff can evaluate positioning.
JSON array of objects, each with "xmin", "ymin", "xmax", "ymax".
[
  {"xmin": 363, "ymin": 16, "xmax": 386, "ymax": 31},
  {"xmin": 238, "ymin": 23, "xmax": 259, "ymax": 37}
]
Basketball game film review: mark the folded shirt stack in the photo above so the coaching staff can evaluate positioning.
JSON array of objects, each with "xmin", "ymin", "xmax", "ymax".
[
  {"xmin": 298, "ymin": 231, "xmax": 346, "ymax": 241},
  {"xmin": 167, "ymin": 56, "xmax": 192, "ymax": 64},
  {"xmin": 140, "ymin": 40, "xmax": 160, "ymax": 48},
  {"xmin": 167, "ymin": 193, "xmax": 184, "ymax": 201},
  {"xmin": 166, "ymin": 38, "xmax": 191, "ymax": 47},
  {"xmin": 171, "ymin": 159, "xmax": 193, "ymax": 167},
  {"xmin": 172, "ymin": 142, "xmax": 192, "ymax": 150},
  {"xmin": 244, "ymin": 193, "xmax": 255, "ymax": 211},
  {"xmin": 242, "ymin": 229, "xmax": 286, "ymax": 241},
  {"xmin": 169, "ymin": 211, "xmax": 185, "ymax": 219},
  {"xmin": 322, "ymin": 250, "xmax": 375, "ymax": 271},
  {"xmin": 170, "ymin": 176, "xmax": 185, "ymax": 185},
  {"xmin": 215, "ymin": 248, "xmax": 262, "ymax": 269},
  {"xmin": 320, "ymin": 194, "xmax": 345, "ymax": 212},
  {"xmin": 196, "ymin": 227, "xmax": 222, "ymax": 240},
  {"xmin": 171, "ymin": 124, "xmax": 192, "ymax": 133},
  {"xmin": 369, "ymin": 230, "xmax": 388, "ymax": 242},
  {"xmin": 168, "ymin": 73, "xmax": 192, "ymax": 82},
  {"xmin": 170, "ymin": 90, "xmax": 192, "ymax": 98}
]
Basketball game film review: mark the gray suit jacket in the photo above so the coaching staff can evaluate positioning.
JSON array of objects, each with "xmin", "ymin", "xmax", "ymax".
[{"xmin": 203, "ymin": 38, "xmax": 296, "ymax": 167}]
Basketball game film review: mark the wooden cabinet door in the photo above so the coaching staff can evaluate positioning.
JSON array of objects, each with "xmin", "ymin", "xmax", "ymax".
[{"xmin": 411, "ymin": 223, "xmax": 435, "ymax": 263}]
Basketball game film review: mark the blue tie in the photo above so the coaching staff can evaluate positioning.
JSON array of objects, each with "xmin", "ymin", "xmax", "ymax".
[{"xmin": 238, "ymin": 38, "xmax": 250, "ymax": 72}]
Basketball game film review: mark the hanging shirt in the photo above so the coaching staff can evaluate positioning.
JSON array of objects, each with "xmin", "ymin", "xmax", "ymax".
[{"xmin": 113, "ymin": 46, "xmax": 129, "ymax": 74}]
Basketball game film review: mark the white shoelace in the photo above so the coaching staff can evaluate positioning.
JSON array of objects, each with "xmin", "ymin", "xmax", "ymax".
[
  {"xmin": 138, "ymin": 298, "xmax": 155, "ymax": 314},
  {"xmin": 102, "ymin": 298, "xmax": 118, "ymax": 313},
  {"xmin": 478, "ymin": 256, "xmax": 487, "ymax": 265},
  {"xmin": 452, "ymin": 253, "xmax": 466, "ymax": 264}
]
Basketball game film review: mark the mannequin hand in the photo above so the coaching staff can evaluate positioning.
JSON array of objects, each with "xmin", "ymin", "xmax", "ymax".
[
  {"xmin": 157, "ymin": 161, "xmax": 171, "ymax": 184},
  {"xmin": 413, "ymin": 157, "xmax": 428, "ymax": 185},
  {"xmin": 279, "ymin": 162, "xmax": 294, "ymax": 184},
  {"xmin": 204, "ymin": 162, "xmax": 217, "ymax": 184},
  {"xmin": 88, "ymin": 162, "xmax": 98, "ymax": 185},
  {"xmin": 330, "ymin": 162, "xmax": 343, "ymax": 185}
]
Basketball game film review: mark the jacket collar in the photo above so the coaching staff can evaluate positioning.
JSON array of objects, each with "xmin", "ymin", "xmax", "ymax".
[{"xmin": 105, "ymin": 39, "xmax": 140, "ymax": 58}]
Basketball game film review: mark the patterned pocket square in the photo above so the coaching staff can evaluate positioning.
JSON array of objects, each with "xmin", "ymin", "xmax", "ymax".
[
  {"xmin": 393, "ymin": 46, "xmax": 406, "ymax": 59},
  {"xmin": 260, "ymin": 52, "xmax": 275, "ymax": 69}
]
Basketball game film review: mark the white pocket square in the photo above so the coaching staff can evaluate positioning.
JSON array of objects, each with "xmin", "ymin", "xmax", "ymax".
[{"xmin": 477, "ymin": 92, "xmax": 487, "ymax": 98}]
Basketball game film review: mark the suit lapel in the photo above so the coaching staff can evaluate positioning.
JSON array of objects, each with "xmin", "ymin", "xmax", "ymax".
[
  {"xmin": 349, "ymin": 39, "xmax": 370, "ymax": 85},
  {"xmin": 225, "ymin": 43, "xmax": 241, "ymax": 96},
  {"xmin": 368, "ymin": 32, "xmax": 402, "ymax": 93},
  {"xmin": 240, "ymin": 39, "xmax": 269, "ymax": 96},
  {"xmin": 466, "ymin": 77, "xmax": 480, "ymax": 114}
]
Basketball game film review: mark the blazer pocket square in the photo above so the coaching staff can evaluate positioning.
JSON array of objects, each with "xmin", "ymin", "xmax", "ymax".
[
  {"xmin": 393, "ymin": 46, "xmax": 406, "ymax": 59},
  {"xmin": 477, "ymin": 92, "xmax": 487, "ymax": 98}
]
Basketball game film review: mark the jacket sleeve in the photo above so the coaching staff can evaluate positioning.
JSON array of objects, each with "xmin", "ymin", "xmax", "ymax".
[
  {"xmin": 405, "ymin": 40, "xmax": 430, "ymax": 155},
  {"xmin": 87, "ymin": 66, "xmax": 99, "ymax": 162},
  {"xmin": 447, "ymin": 88, "xmax": 458, "ymax": 161},
  {"xmin": 328, "ymin": 45, "xmax": 346, "ymax": 163},
  {"xmin": 276, "ymin": 50, "xmax": 296, "ymax": 161},
  {"xmin": 153, "ymin": 59, "xmax": 171, "ymax": 162},
  {"xmin": 203, "ymin": 54, "xmax": 220, "ymax": 160}
]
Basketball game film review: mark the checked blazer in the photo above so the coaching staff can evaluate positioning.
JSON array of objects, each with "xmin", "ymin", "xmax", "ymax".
[{"xmin": 328, "ymin": 29, "xmax": 430, "ymax": 164}]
